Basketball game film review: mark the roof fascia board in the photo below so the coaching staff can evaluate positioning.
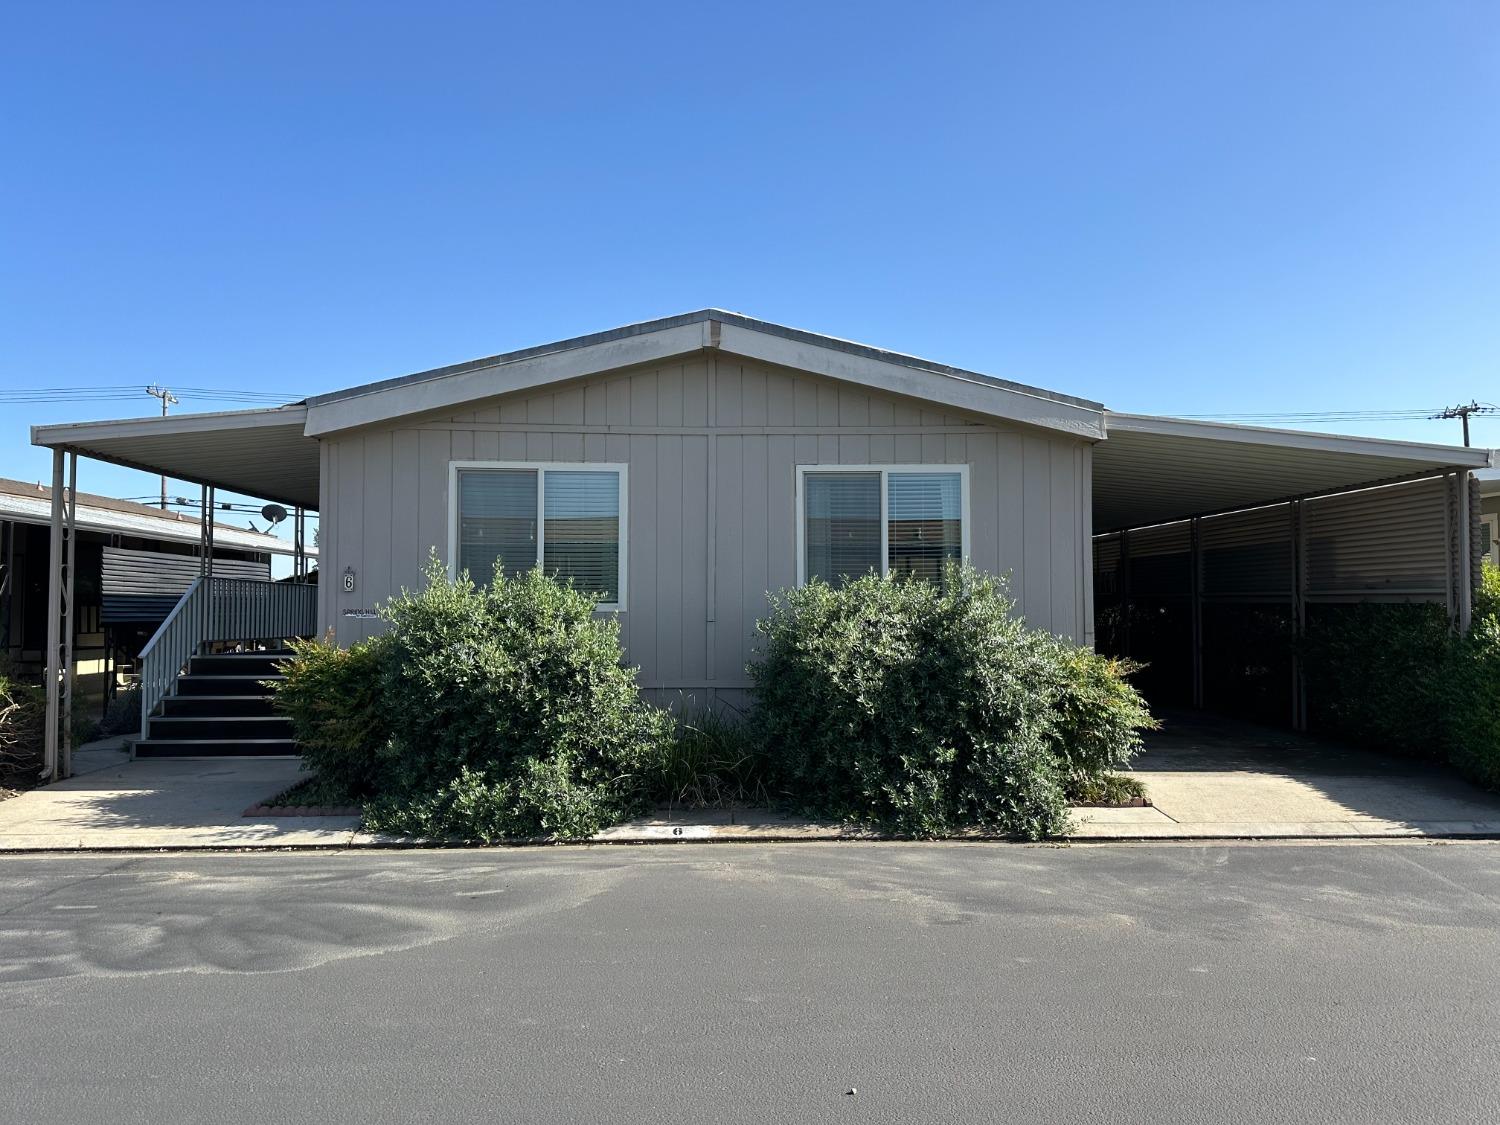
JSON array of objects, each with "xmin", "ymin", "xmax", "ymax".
[
  {"xmin": 304, "ymin": 316, "xmax": 1106, "ymax": 440},
  {"xmin": 304, "ymin": 323, "xmax": 709, "ymax": 437},
  {"xmin": 1108, "ymin": 412, "xmax": 1495, "ymax": 468},
  {"xmin": 716, "ymin": 323, "xmax": 1105, "ymax": 439},
  {"xmin": 31, "ymin": 405, "xmax": 309, "ymax": 449}
]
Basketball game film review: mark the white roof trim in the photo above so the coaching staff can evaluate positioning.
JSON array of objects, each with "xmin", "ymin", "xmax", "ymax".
[
  {"xmin": 1107, "ymin": 412, "xmax": 1494, "ymax": 468},
  {"xmin": 304, "ymin": 324, "xmax": 709, "ymax": 437},
  {"xmin": 716, "ymin": 324, "xmax": 1104, "ymax": 439},
  {"xmin": 301, "ymin": 312, "xmax": 1106, "ymax": 440},
  {"xmin": 32, "ymin": 404, "xmax": 308, "ymax": 448}
]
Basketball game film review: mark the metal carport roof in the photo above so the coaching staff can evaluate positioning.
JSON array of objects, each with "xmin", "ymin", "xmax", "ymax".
[
  {"xmin": 30, "ymin": 405, "xmax": 319, "ymax": 510},
  {"xmin": 1094, "ymin": 413, "xmax": 1494, "ymax": 532}
]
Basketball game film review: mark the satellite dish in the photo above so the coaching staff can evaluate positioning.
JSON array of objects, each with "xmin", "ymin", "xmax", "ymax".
[{"xmin": 260, "ymin": 503, "xmax": 289, "ymax": 526}]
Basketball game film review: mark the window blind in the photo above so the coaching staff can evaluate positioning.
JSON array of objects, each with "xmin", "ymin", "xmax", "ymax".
[
  {"xmin": 543, "ymin": 470, "xmax": 621, "ymax": 602},
  {"xmin": 804, "ymin": 471, "xmax": 881, "ymax": 586},
  {"xmin": 458, "ymin": 469, "xmax": 536, "ymax": 583},
  {"xmin": 887, "ymin": 471, "xmax": 962, "ymax": 582}
]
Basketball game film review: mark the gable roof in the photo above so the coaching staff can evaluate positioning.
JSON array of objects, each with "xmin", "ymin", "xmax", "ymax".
[{"xmin": 301, "ymin": 310, "xmax": 1106, "ymax": 440}]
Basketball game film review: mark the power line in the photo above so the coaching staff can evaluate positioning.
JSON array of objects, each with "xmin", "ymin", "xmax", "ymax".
[{"xmin": 0, "ymin": 384, "xmax": 299, "ymax": 404}]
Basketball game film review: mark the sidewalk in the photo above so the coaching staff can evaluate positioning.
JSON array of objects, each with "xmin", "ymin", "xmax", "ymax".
[{"xmin": 4, "ymin": 717, "xmax": 1500, "ymax": 849}]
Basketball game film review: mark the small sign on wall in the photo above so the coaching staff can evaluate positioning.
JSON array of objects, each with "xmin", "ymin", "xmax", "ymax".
[
  {"xmin": 342, "ymin": 608, "xmax": 379, "ymax": 620},
  {"xmin": 342, "ymin": 567, "xmax": 357, "ymax": 594}
]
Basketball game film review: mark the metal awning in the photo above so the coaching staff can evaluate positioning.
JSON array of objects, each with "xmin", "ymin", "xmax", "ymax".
[
  {"xmin": 1094, "ymin": 413, "xmax": 1494, "ymax": 532},
  {"xmin": 30, "ymin": 405, "xmax": 319, "ymax": 510}
]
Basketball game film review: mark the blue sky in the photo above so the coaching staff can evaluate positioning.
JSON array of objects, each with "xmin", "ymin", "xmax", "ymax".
[{"xmin": 3, "ymin": 0, "xmax": 1497, "ymax": 542}]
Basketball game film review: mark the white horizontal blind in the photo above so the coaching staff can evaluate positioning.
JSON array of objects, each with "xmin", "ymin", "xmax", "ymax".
[
  {"xmin": 543, "ymin": 470, "xmax": 621, "ymax": 603},
  {"xmin": 458, "ymin": 469, "xmax": 537, "ymax": 583},
  {"xmin": 887, "ymin": 471, "xmax": 961, "ymax": 582},
  {"xmin": 804, "ymin": 472, "xmax": 880, "ymax": 586}
]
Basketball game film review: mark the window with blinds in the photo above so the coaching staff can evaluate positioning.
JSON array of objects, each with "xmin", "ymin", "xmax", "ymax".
[
  {"xmin": 543, "ymin": 470, "xmax": 621, "ymax": 603},
  {"xmin": 454, "ymin": 464, "xmax": 626, "ymax": 608},
  {"xmin": 458, "ymin": 468, "xmax": 536, "ymax": 584},
  {"xmin": 804, "ymin": 472, "xmax": 881, "ymax": 586},
  {"xmin": 799, "ymin": 466, "xmax": 967, "ymax": 587},
  {"xmin": 887, "ymin": 471, "xmax": 962, "ymax": 582}
]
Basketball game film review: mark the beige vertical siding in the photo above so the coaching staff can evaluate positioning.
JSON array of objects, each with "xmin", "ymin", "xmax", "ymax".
[{"xmin": 320, "ymin": 355, "xmax": 1094, "ymax": 703}]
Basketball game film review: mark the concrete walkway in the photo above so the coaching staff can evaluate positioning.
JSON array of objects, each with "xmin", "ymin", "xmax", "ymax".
[
  {"xmin": 1072, "ymin": 712, "xmax": 1500, "ymax": 839},
  {"xmin": 3, "ymin": 713, "xmax": 1499, "ymax": 848}
]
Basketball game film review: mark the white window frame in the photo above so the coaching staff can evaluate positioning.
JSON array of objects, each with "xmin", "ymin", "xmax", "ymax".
[
  {"xmin": 794, "ymin": 464, "xmax": 972, "ymax": 586},
  {"xmin": 1483, "ymin": 513, "xmax": 1499, "ymax": 568},
  {"xmin": 448, "ymin": 460, "xmax": 629, "ymax": 611}
]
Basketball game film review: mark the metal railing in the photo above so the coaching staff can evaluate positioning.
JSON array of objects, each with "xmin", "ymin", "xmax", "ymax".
[{"xmin": 139, "ymin": 576, "xmax": 318, "ymax": 730}]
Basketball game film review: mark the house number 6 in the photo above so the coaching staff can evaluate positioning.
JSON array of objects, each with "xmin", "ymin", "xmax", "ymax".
[{"xmin": 342, "ymin": 568, "xmax": 357, "ymax": 594}]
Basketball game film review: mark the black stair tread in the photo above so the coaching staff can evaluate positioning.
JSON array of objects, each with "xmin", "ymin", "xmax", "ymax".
[
  {"xmin": 180, "ymin": 675, "xmax": 285, "ymax": 684},
  {"xmin": 134, "ymin": 738, "xmax": 299, "ymax": 748},
  {"xmin": 150, "ymin": 717, "xmax": 291, "ymax": 726}
]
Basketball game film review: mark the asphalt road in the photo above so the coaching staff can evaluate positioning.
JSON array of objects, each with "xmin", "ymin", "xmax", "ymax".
[{"xmin": 2, "ymin": 842, "xmax": 1498, "ymax": 1124}]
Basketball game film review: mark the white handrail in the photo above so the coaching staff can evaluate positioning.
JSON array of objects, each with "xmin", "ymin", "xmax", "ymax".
[{"xmin": 139, "ymin": 577, "xmax": 318, "ymax": 731}]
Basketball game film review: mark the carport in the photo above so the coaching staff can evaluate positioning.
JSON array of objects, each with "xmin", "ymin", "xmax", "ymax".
[{"xmin": 1091, "ymin": 413, "xmax": 1494, "ymax": 729}]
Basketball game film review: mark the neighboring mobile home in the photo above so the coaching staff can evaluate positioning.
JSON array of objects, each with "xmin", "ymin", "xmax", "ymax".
[{"xmin": 30, "ymin": 311, "xmax": 1494, "ymax": 772}]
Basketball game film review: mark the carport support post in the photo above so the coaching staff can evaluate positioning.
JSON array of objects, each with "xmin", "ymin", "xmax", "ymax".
[
  {"xmin": 42, "ymin": 448, "xmax": 69, "ymax": 783},
  {"xmin": 60, "ymin": 452, "xmax": 77, "ymax": 778},
  {"xmin": 199, "ymin": 484, "xmax": 216, "ymax": 650},
  {"xmin": 1453, "ymin": 471, "xmax": 1473, "ymax": 634},
  {"xmin": 1119, "ymin": 531, "xmax": 1131, "ymax": 658},
  {"xmin": 1190, "ymin": 518, "xmax": 1203, "ymax": 709},
  {"xmin": 1291, "ymin": 499, "xmax": 1307, "ymax": 731}
]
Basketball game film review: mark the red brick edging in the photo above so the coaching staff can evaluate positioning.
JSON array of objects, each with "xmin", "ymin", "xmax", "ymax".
[{"xmin": 243, "ymin": 804, "xmax": 362, "ymax": 818}]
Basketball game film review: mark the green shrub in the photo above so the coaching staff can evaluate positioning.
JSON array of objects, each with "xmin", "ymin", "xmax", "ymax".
[
  {"xmin": 360, "ymin": 556, "xmax": 674, "ymax": 842},
  {"xmin": 70, "ymin": 695, "xmax": 100, "ymax": 747},
  {"xmin": 1066, "ymin": 772, "xmax": 1147, "ymax": 806},
  {"xmin": 1302, "ymin": 564, "xmax": 1500, "ymax": 791},
  {"xmin": 1445, "ymin": 561, "xmax": 1500, "ymax": 789},
  {"xmin": 749, "ymin": 564, "xmax": 1154, "ymax": 840},
  {"xmin": 1302, "ymin": 603, "xmax": 1451, "ymax": 761},
  {"xmin": 1043, "ymin": 646, "xmax": 1159, "ymax": 779},
  {"xmin": 647, "ymin": 700, "xmax": 770, "ymax": 808},
  {"xmin": 270, "ymin": 633, "xmax": 391, "ymax": 794},
  {"xmin": 98, "ymin": 684, "xmax": 142, "ymax": 737},
  {"xmin": 0, "ymin": 676, "xmax": 48, "ymax": 788},
  {"xmin": 1476, "ymin": 558, "xmax": 1500, "ymax": 623}
]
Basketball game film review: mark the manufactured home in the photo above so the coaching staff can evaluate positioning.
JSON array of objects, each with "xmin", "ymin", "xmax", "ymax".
[{"xmin": 31, "ymin": 311, "xmax": 1494, "ymax": 773}]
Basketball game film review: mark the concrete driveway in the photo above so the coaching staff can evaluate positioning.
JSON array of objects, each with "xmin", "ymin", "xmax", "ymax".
[
  {"xmin": 1074, "ymin": 711, "xmax": 1500, "ymax": 839},
  {"xmin": 0, "ymin": 753, "xmax": 358, "ymax": 849}
]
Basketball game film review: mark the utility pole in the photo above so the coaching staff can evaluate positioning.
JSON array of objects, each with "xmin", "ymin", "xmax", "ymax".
[
  {"xmin": 1433, "ymin": 401, "xmax": 1495, "ymax": 448},
  {"xmin": 144, "ymin": 385, "xmax": 178, "ymax": 507}
]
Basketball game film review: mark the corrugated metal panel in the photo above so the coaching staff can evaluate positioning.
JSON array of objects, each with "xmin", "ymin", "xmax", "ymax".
[
  {"xmin": 1093, "ymin": 534, "xmax": 1121, "ymax": 596},
  {"xmin": 1200, "ymin": 504, "xmax": 1292, "ymax": 599},
  {"xmin": 1303, "ymin": 477, "xmax": 1449, "ymax": 600},
  {"xmin": 1127, "ymin": 522, "xmax": 1190, "ymax": 597},
  {"xmin": 1094, "ymin": 419, "xmax": 1484, "ymax": 531},
  {"xmin": 100, "ymin": 547, "xmax": 269, "ymax": 623}
]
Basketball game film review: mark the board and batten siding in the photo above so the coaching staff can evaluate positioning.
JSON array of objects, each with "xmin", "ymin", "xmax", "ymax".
[{"xmin": 318, "ymin": 355, "xmax": 1094, "ymax": 704}]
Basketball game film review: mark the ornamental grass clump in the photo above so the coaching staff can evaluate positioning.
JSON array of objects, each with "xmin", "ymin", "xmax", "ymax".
[
  {"xmin": 359, "ymin": 555, "xmax": 674, "ymax": 841},
  {"xmin": 749, "ymin": 564, "xmax": 1154, "ymax": 840}
]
